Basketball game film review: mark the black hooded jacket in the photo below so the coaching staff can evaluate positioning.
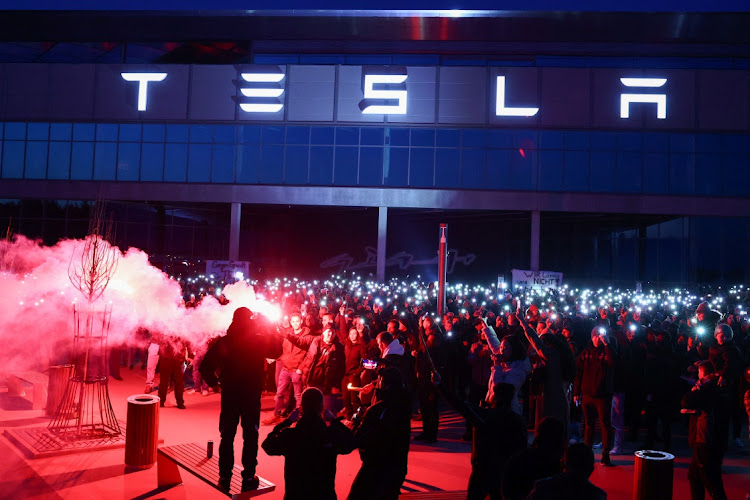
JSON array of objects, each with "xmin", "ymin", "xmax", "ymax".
[{"xmin": 200, "ymin": 308, "xmax": 282, "ymax": 398}]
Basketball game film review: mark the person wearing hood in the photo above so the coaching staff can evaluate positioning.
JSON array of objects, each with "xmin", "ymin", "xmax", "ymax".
[
  {"xmin": 376, "ymin": 331, "xmax": 415, "ymax": 397},
  {"xmin": 300, "ymin": 326, "xmax": 346, "ymax": 411},
  {"xmin": 200, "ymin": 307, "xmax": 283, "ymax": 493},
  {"xmin": 693, "ymin": 302, "xmax": 720, "ymax": 338}
]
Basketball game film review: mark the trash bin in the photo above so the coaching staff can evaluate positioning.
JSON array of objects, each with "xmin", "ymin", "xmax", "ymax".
[
  {"xmin": 633, "ymin": 450, "xmax": 674, "ymax": 500},
  {"xmin": 125, "ymin": 394, "xmax": 160, "ymax": 469},
  {"xmin": 46, "ymin": 365, "xmax": 74, "ymax": 417}
]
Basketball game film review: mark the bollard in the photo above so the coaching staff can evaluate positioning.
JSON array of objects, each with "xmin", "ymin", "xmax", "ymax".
[
  {"xmin": 633, "ymin": 450, "xmax": 674, "ymax": 500},
  {"xmin": 125, "ymin": 394, "xmax": 160, "ymax": 469},
  {"xmin": 46, "ymin": 365, "xmax": 74, "ymax": 417}
]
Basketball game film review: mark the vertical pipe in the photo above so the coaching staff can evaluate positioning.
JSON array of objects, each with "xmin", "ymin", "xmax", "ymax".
[
  {"xmin": 229, "ymin": 202, "xmax": 241, "ymax": 261},
  {"xmin": 377, "ymin": 207, "xmax": 387, "ymax": 283},
  {"xmin": 437, "ymin": 223, "xmax": 448, "ymax": 317},
  {"xmin": 530, "ymin": 211, "xmax": 540, "ymax": 271}
]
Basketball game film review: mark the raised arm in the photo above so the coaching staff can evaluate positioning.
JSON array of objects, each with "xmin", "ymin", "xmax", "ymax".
[{"xmin": 516, "ymin": 312, "xmax": 548, "ymax": 361}]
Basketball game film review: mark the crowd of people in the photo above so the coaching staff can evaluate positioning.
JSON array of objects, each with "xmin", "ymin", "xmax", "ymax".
[{"xmin": 114, "ymin": 273, "xmax": 750, "ymax": 499}]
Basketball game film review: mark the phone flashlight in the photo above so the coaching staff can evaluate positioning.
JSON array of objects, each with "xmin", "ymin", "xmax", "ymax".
[{"xmin": 598, "ymin": 327, "xmax": 607, "ymax": 336}]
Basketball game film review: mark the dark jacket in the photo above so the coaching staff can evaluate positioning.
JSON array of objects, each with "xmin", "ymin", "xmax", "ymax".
[
  {"xmin": 574, "ymin": 344, "xmax": 616, "ymax": 398},
  {"xmin": 708, "ymin": 340, "xmax": 742, "ymax": 384},
  {"xmin": 200, "ymin": 314, "xmax": 281, "ymax": 397},
  {"xmin": 301, "ymin": 336, "xmax": 346, "ymax": 394},
  {"xmin": 682, "ymin": 377, "xmax": 721, "ymax": 448},
  {"xmin": 279, "ymin": 326, "xmax": 315, "ymax": 371},
  {"xmin": 344, "ymin": 338, "xmax": 367, "ymax": 376},
  {"xmin": 262, "ymin": 416, "xmax": 356, "ymax": 500}
]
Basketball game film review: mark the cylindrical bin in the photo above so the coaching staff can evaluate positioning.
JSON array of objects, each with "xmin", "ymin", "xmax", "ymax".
[
  {"xmin": 46, "ymin": 364, "xmax": 74, "ymax": 417},
  {"xmin": 125, "ymin": 394, "xmax": 160, "ymax": 469},
  {"xmin": 633, "ymin": 450, "xmax": 674, "ymax": 500}
]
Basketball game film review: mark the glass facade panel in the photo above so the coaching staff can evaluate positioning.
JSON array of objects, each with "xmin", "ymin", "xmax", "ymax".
[
  {"xmin": 309, "ymin": 146, "xmax": 334, "ymax": 184},
  {"xmin": 93, "ymin": 142, "xmax": 117, "ymax": 180},
  {"xmin": 24, "ymin": 141, "xmax": 47, "ymax": 179},
  {"xmin": 359, "ymin": 147, "xmax": 383, "ymax": 186},
  {"xmin": 260, "ymin": 145, "xmax": 283, "ymax": 183},
  {"xmin": 141, "ymin": 143, "xmax": 164, "ymax": 182},
  {"xmin": 385, "ymin": 148, "xmax": 408, "ymax": 186},
  {"xmin": 460, "ymin": 149, "xmax": 485, "ymax": 189},
  {"xmin": 409, "ymin": 148, "xmax": 435, "ymax": 187},
  {"xmin": 211, "ymin": 144, "xmax": 235, "ymax": 183},
  {"xmin": 48, "ymin": 142, "xmax": 71, "ymax": 179},
  {"xmin": 188, "ymin": 144, "xmax": 211, "ymax": 182},
  {"xmin": 164, "ymin": 143, "xmax": 188, "ymax": 182},
  {"xmin": 435, "ymin": 149, "xmax": 460, "ymax": 188},
  {"xmin": 117, "ymin": 143, "xmax": 141, "ymax": 181},
  {"xmin": 334, "ymin": 146, "xmax": 358, "ymax": 185},
  {"xmin": 284, "ymin": 145, "xmax": 308, "ymax": 184},
  {"xmin": 70, "ymin": 142, "xmax": 94, "ymax": 180}
]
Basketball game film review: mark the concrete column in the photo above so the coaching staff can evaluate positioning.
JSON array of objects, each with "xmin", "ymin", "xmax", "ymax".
[
  {"xmin": 229, "ymin": 202, "xmax": 241, "ymax": 261},
  {"xmin": 530, "ymin": 210, "xmax": 540, "ymax": 271},
  {"xmin": 377, "ymin": 207, "xmax": 387, "ymax": 282}
]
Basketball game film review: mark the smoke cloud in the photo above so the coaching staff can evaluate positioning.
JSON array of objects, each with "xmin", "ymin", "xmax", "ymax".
[{"xmin": 0, "ymin": 235, "xmax": 274, "ymax": 374}]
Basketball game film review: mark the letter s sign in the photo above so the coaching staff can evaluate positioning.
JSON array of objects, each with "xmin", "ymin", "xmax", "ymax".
[{"xmin": 360, "ymin": 74, "xmax": 408, "ymax": 115}]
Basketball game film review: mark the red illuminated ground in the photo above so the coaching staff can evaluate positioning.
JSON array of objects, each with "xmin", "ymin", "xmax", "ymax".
[{"xmin": 2, "ymin": 369, "xmax": 749, "ymax": 499}]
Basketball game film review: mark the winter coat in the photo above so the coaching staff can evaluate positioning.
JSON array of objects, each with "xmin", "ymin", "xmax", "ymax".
[
  {"xmin": 574, "ymin": 344, "xmax": 616, "ymax": 398},
  {"xmin": 200, "ymin": 314, "xmax": 282, "ymax": 397},
  {"xmin": 301, "ymin": 336, "xmax": 346, "ymax": 394},
  {"xmin": 278, "ymin": 327, "xmax": 315, "ymax": 371}
]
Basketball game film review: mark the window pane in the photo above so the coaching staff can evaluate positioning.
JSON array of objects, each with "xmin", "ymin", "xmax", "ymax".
[
  {"xmin": 27, "ymin": 123, "xmax": 49, "ymax": 141},
  {"xmin": 190, "ymin": 125, "xmax": 212, "ymax": 143},
  {"xmin": 642, "ymin": 154, "xmax": 669, "ymax": 194},
  {"xmin": 24, "ymin": 141, "xmax": 48, "ymax": 179},
  {"xmin": 143, "ymin": 124, "xmax": 165, "ymax": 142},
  {"xmin": 284, "ymin": 145, "xmax": 308, "ymax": 184},
  {"xmin": 260, "ymin": 145, "xmax": 283, "ymax": 183},
  {"xmin": 361, "ymin": 128, "xmax": 384, "ymax": 146},
  {"xmin": 511, "ymin": 149, "xmax": 534, "ymax": 190},
  {"xmin": 309, "ymin": 146, "xmax": 333, "ymax": 185},
  {"xmin": 164, "ymin": 143, "xmax": 188, "ymax": 182},
  {"xmin": 669, "ymin": 153, "xmax": 695, "ymax": 194},
  {"xmin": 1, "ymin": 141, "xmax": 23, "ymax": 178},
  {"xmin": 4, "ymin": 122, "xmax": 25, "ymax": 140},
  {"xmin": 117, "ymin": 143, "xmax": 140, "ymax": 181},
  {"xmin": 462, "ymin": 129, "xmax": 485, "ymax": 148},
  {"xmin": 411, "ymin": 129, "xmax": 435, "ymax": 148},
  {"xmin": 409, "ymin": 148, "xmax": 434, "ymax": 187},
  {"xmin": 461, "ymin": 149, "xmax": 486, "ymax": 189},
  {"xmin": 485, "ymin": 149, "xmax": 511, "ymax": 190},
  {"xmin": 141, "ymin": 143, "xmax": 164, "ymax": 182},
  {"xmin": 48, "ymin": 142, "xmax": 71, "ymax": 179},
  {"xmin": 238, "ymin": 126, "xmax": 261, "ymax": 145},
  {"xmin": 436, "ymin": 129, "xmax": 460, "ymax": 148},
  {"xmin": 213, "ymin": 125, "xmax": 235, "ymax": 144},
  {"xmin": 187, "ymin": 144, "xmax": 211, "ymax": 182},
  {"xmin": 333, "ymin": 146, "xmax": 358, "ymax": 186},
  {"xmin": 167, "ymin": 124, "xmax": 189, "ymax": 142},
  {"xmin": 310, "ymin": 127, "xmax": 334, "ymax": 145},
  {"xmin": 388, "ymin": 128, "xmax": 409, "ymax": 146},
  {"xmin": 50, "ymin": 123, "xmax": 73, "ymax": 141},
  {"xmin": 590, "ymin": 151, "xmax": 616, "ymax": 192},
  {"xmin": 73, "ymin": 123, "xmax": 95, "ymax": 141},
  {"xmin": 262, "ymin": 126, "xmax": 284, "ymax": 145},
  {"xmin": 93, "ymin": 143, "xmax": 117, "ymax": 180},
  {"xmin": 538, "ymin": 150, "xmax": 563, "ymax": 191},
  {"xmin": 70, "ymin": 142, "xmax": 94, "ymax": 180},
  {"xmin": 211, "ymin": 144, "xmax": 235, "ymax": 183},
  {"xmin": 564, "ymin": 151, "xmax": 589, "ymax": 192},
  {"xmin": 119, "ymin": 124, "xmax": 142, "ymax": 142},
  {"xmin": 435, "ymin": 148, "xmax": 459, "ymax": 188},
  {"xmin": 385, "ymin": 148, "xmax": 408, "ymax": 186},
  {"xmin": 359, "ymin": 147, "xmax": 383, "ymax": 186},
  {"xmin": 236, "ymin": 145, "xmax": 260, "ymax": 184},
  {"xmin": 286, "ymin": 126, "xmax": 309, "ymax": 145},
  {"xmin": 96, "ymin": 124, "xmax": 118, "ymax": 142},
  {"xmin": 335, "ymin": 127, "xmax": 358, "ymax": 146}
]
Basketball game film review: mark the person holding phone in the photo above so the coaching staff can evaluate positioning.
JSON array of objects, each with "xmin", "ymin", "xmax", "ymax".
[{"xmin": 573, "ymin": 328, "xmax": 617, "ymax": 466}]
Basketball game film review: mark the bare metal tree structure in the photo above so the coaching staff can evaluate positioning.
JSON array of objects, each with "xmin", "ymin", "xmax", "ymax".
[{"xmin": 49, "ymin": 203, "xmax": 122, "ymax": 439}]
